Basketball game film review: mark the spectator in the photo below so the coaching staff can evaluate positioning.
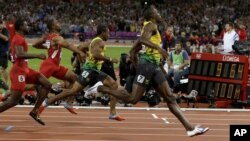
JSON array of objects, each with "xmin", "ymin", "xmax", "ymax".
[
  {"xmin": 223, "ymin": 22, "xmax": 239, "ymax": 53},
  {"xmin": 237, "ymin": 24, "xmax": 248, "ymax": 41},
  {"xmin": 162, "ymin": 26, "xmax": 175, "ymax": 52},
  {"xmin": 166, "ymin": 41, "xmax": 189, "ymax": 92},
  {"xmin": 0, "ymin": 19, "xmax": 9, "ymax": 94}
]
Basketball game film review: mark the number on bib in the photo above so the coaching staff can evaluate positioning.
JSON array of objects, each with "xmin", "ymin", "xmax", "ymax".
[
  {"xmin": 18, "ymin": 75, "xmax": 25, "ymax": 82},
  {"xmin": 81, "ymin": 71, "xmax": 90, "ymax": 78},
  {"xmin": 137, "ymin": 75, "xmax": 145, "ymax": 83},
  {"xmin": 45, "ymin": 40, "xmax": 51, "ymax": 49}
]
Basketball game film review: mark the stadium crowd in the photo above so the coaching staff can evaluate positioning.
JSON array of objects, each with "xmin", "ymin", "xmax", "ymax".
[
  {"xmin": 0, "ymin": 0, "xmax": 249, "ymax": 37},
  {"xmin": 0, "ymin": 0, "xmax": 249, "ymax": 107}
]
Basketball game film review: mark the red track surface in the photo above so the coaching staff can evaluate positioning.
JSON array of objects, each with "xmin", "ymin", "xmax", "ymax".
[{"xmin": 1, "ymin": 107, "xmax": 250, "ymax": 141}]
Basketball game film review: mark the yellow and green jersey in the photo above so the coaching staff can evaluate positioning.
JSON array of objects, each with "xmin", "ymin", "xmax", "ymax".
[
  {"xmin": 83, "ymin": 37, "xmax": 106, "ymax": 70},
  {"xmin": 140, "ymin": 21, "xmax": 162, "ymax": 65}
]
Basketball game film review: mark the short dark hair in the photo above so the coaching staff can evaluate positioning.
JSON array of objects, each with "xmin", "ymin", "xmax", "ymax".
[
  {"xmin": 227, "ymin": 22, "xmax": 234, "ymax": 28},
  {"xmin": 97, "ymin": 24, "xmax": 108, "ymax": 35},
  {"xmin": 143, "ymin": 5, "xmax": 155, "ymax": 21},
  {"xmin": 47, "ymin": 19, "xmax": 54, "ymax": 31},
  {"xmin": 14, "ymin": 19, "xmax": 25, "ymax": 31}
]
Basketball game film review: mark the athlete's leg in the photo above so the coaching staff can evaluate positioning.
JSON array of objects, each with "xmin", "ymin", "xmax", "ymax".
[
  {"xmin": 152, "ymin": 69, "xmax": 208, "ymax": 136},
  {"xmin": 31, "ymin": 73, "xmax": 52, "ymax": 113},
  {"xmin": 98, "ymin": 62, "xmax": 149, "ymax": 104},
  {"xmin": 54, "ymin": 67, "xmax": 78, "ymax": 109},
  {"xmin": 154, "ymin": 81, "xmax": 194, "ymax": 131},
  {"xmin": 0, "ymin": 91, "xmax": 22, "ymax": 112},
  {"xmin": 98, "ymin": 82, "xmax": 146, "ymax": 104},
  {"xmin": 101, "ymin": 76, "xmax": 118, "ymax": 114},
  {"xmin": 47, "ymin": 81, "xmax": 84, "ymax": 105},
  {"xmin": 63, "ymin": 70, "xmax": 78, "ymax": 106}
]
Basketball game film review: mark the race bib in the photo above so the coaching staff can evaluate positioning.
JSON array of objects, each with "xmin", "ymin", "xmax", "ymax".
[
  {"xmin": 137, "ymin": 75, "xmax": 145, "ymax": 83},
  {"xmin": 81, "ymin": 71, "xmax": 90, "ymax": 78},
  {"xmin": 18, "ymin": 75, "xmax": 25, "ymax": 82},
  {"xmin": 45, "ymin": 40, "xmax": 51, "ymax": 49}
]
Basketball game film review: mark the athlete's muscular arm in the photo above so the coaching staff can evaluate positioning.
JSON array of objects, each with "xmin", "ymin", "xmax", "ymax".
[
  {"xmin": 54, "ymin": 36, "xmax": 85, "ymax": 63},
  {"xmin": 139, "ymin": 23, "xmax": 168, "ymax": 59},
  {"xmin": 78, "ymin": 42, "xmax": 90, "ymax": 53},
  {"xmin": 32, "ymin": 35, "xmax": 47, "ymax": 49},
  {"xmin": 129, "ymin": 40, "xmax": 142, "ymax": 65},
  {"xmin": 16, "ymin": 46, "xmax": 46, "ymax": 60},
  {"xmin": 139, "ymin": 23, "xmax": 160, "ymax": 49},
  {"xmin": 73, "ymin": 42, "xmax": 90, "ymax": 64},
  {"xmin": 91, "ymin": 40, "xmax": 118, "ymax": 64}
]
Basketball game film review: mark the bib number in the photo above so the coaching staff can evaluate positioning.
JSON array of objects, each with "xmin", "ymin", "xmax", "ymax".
[
  {"xmin": 45, "ymin": 40, "xmax": 51, "ymax": 49},
  {"xmin": 18, "ymin": 75, "xmax": 25, "ymax": 82},
  {"xmin": 137, "ymin": 75, "xmax": 145, "ymax": 83},
  {"xmin": 81, "ymin": 71, "xmax": 90, "ymax": 78}
]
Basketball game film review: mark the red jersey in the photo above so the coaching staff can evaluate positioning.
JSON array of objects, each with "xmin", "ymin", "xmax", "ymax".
[
  {"xmin": 5, "ymin": 22, "xmax": 16, "ymax": 42},
  {"xmin": 11, "ymin": 33, "xmax": 28, "ymax": 67},
  {"xmin": 237, "ymin": 29, "xmax": 247, "ymax": 41},
  {"xmin": 45, "ymin": 33, "xmax": 62, "ymax": 65}
]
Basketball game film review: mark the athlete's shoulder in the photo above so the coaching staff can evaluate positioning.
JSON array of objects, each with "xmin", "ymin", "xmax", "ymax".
[
  {"xmin": 12, "ymin": 34, "xmax": 25, "ymax": 43},
  {"xmin": 91, "ymin": 37, "xmax": 104, "ymax": 46}
]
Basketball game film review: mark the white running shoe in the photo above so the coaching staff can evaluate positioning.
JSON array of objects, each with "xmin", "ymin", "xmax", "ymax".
[
  {"xmin": 84, "ymin": 81, "xmax": 103, "ymax": 99},
  {"xmin": 42, "ymin": 98, "xmax": 48, "ymax": 107},
  {"xmin": 187, "ymin": 125, "xmax": 209, "ymax": 137}
]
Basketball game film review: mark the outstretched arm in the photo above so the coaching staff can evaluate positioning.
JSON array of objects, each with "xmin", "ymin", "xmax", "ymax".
[
  {"xmin": 16, "ymin": 46, "xmax": 46, "ymax": 60},
  {"xmin": 78, "ymin": 42, "xmax": 90, "ymax": 53},
  {"xmin": 32, "ymin": 35, "xmax": 47, "ymax": 49},
  {"xmin": 54, "ymin": 36, "xmax": 86, "ymax": 63}
]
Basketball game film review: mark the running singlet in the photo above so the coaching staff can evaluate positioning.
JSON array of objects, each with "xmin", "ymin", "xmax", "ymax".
[
  {"xmin": 83, "ymin": 37, "xmax": 106, "ymax": 71},
  {"xmin": 11, "ymin": 33, "xmax": 28, "ymax": 67},
  {"xmin": 140, "ymin": 21, "xmax": 162, "ymax": 65},
  {"xmin": 45, "ymin": 33, "xmax": 62, "ymax": 65}
]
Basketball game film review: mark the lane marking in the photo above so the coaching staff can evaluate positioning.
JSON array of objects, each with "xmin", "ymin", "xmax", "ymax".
[
  {"xmin": 3, "ymin": 131, "xmax": 228, "ymax": 138},
  {"xmin": 152, "ymin": 114, "xmax": 158, "ymax": 119},
  {"xmin": 0, "ymin": 139, "xmax": 119, "ymax": 141},
  {"xmin": 161, "ymin": 118, "xmax": 170, "ymax": 124},
  {"xmin": 0, "ymin": 125, "xmax": 229, "ymax": 131},
  {"xmin": 14, "ymin": 105, "xmax": 250, "ymax": 112}
]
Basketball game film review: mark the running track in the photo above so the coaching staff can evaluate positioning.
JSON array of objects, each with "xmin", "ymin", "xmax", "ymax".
[{"xmin": 1, "ymin": 106, "xmax": 250, "ymax": 141}]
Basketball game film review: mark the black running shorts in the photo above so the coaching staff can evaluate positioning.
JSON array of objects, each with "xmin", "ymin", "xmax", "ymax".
[
  {"xmin": 77, "ymin": 69, "xmax": 108, "ymax": 86},
  {"xmin": 134, "ymin": 59, "xmax": 166, "ymax": 88}
]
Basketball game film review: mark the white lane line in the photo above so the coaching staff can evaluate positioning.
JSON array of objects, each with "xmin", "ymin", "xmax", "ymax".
[
  {"xmin": 152, "ymin": 114, "xmax": 158, "ymax": 119},
  {"xmin": 0, "ymin": 119, "xmax": 249, "ymax": 126},
  {"xmin": 4, "ymin": 131, "xmax": 228, "ymax": 138},
  {"xmin": 0, "ymin": 139, "xmax": 118, "ymax": 141},
  {"xmin": 14, "ymin": 105, "xmax": 250, "ymax": 112},
  {"xmin": 0, "ymin": 125, "xmax": 229, "ymax": 131},
  {"xmin": 2, "ymin": 114, "xmax": 250, "ymax": 121},
  {"xmin": 161, "ymin": 117, "xmax": 170, "ymax": 124}
]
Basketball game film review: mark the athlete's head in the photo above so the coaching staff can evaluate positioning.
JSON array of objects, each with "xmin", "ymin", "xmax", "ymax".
[
  {"xmin": 6, "ymin": 14, "xmax": 15, "ymax": 23},
  {"xmin": 15, "ymin": 18, "xmax": 29, "ymax": 34},
  {"xmin": 143, "ymin": 5, "xmax": 162, "ymax": 23},
  {"xmin": 47, "ymin": 18, "xmax": 61, "ymax": 32},
  {"xmin": 97, "ymin": 24, "xmax": 109, "ymax": 41}
]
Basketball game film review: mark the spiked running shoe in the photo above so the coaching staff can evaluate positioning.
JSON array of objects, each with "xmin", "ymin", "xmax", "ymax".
[
  {"xmin": 64, "ymin": 104, "xmax": 77, "ymax": 115},
  {"xmin": 29, "ymin": 111, "xmax": 45, "ymax": 125},
  {"xmin": 187, "ymin": 125, "xmax": 209, "ymax": 137},
  {"xmin": 109, "ymin": 115, "xmax": 125, "ymax": 121}
]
